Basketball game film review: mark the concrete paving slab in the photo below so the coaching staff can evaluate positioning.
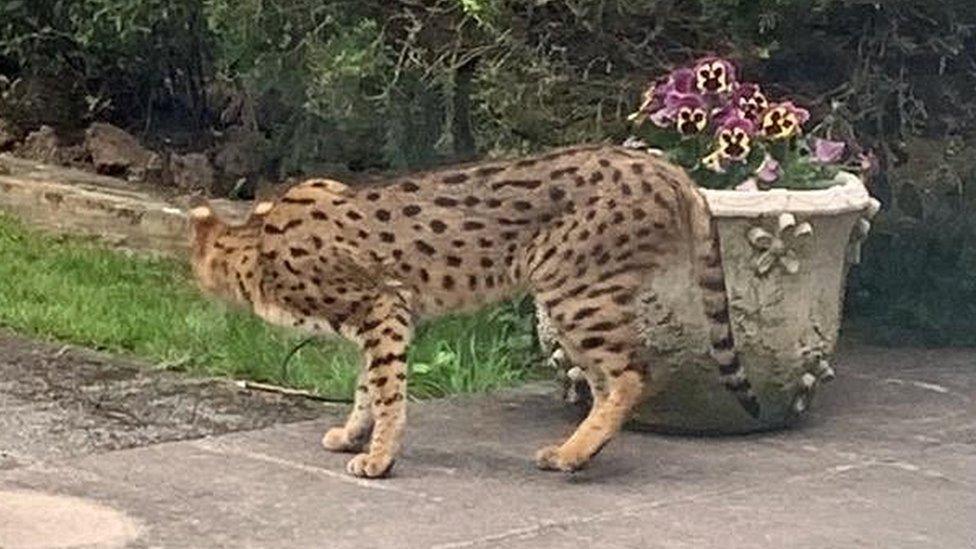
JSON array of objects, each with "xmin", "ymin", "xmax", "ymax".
[
  {"xmin": 1, "ymin": 343, "xmax": 974, "ymax": 548},
  {"xmin": 484, "ymin": 465, "xmax": 972, "ymax": 549},
  {"xmin": 0, "ymin": 331, "xmax": 331, "ymax": 469},
  {"xmin": 0, "ymin": 489, "xmax": 141, "ymax": 549}
]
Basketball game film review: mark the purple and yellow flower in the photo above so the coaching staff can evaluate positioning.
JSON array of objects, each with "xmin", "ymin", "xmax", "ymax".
[
  {"xmin": 811, "ymin": 138, "xmax": 846, "ymax": 164},
  {"xmin": 716, "ymin": 115, "xmax": 755, "ymax": 161},
  {"xmin": 665, "ymin": 93, "xmax": 709, "ymax": 135},
  {"xmin": 702, "ymin": 115, "xmax": 754, "ymax": 173},
  {"xmin": 629, "ymin": 68, "xmax": 696, "ymax": 124},
  {"xmin": 730, "ymin": 83, "xmax": 769, "ymax": 124},
  {"xmin": 761, "ymin": 101, "xmax": 810, "ymax": 140},
  {"xmin": 693, "ymin": 57, "xmax": 737, "ymax": 95},
  {"xmin": 711, "ymin": 104, "xmax": 740, "ymax": 128}
]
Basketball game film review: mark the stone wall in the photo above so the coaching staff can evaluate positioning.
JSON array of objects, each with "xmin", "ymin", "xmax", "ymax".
[{"xmin": 0, "ymin": 154, "xmax": 247, "ymax": 258}]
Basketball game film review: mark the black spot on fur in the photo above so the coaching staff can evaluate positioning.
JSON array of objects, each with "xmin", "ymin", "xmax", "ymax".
[
  {"xmin": 549, "ymin": 167, "xmax": 579, "ymax": 179},
  {"xmin": 282, "ymin": 196, "xmax": 315, "ymax": 205},
  {"xmin": 572, "ymin": 307, "xmax": 600, "ymax": 321},
  {"xmin": 491, "ymin": 179, "xmax": 542, "ymax": 191},
  {"xmin": 430, "ymin": 220, "xmax": 448, "ymax": 234},
  {"xmin": 443, "ymin": 173, "xmax": 469, "ymax": 184},
  {"xmin": 580, "ymin": 336, "xmax": 606, "ymax": 349},
  {"xmin": 476, "ymin": 166, "xmax": 506, "ymax": 177},
  {"xmin": 415, "ymin": 241, "xmax": 437, "ymax": 256},
  {"xmin": 587, "ymin": 321, "xmax": 618, "ymax": 332}
]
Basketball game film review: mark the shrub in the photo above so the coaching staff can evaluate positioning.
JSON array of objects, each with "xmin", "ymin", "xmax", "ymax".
[{"xmin": 0, "ymin": 0, "xmax": 211, "ymax": 132}]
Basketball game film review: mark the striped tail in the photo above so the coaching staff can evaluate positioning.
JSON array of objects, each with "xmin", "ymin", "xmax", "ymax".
[{"xmin": 688, "ymin": 191, "xmax": 761, "ymax": 419}]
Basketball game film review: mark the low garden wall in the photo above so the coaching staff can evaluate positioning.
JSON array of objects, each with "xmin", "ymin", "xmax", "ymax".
[{"xmin": 0, "ymin": 154, "xmax": 245, "ymax": 257}]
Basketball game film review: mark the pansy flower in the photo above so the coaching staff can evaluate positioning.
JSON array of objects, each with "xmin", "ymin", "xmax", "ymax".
[
  {"xmin": 761, "ymin": 101, "xmax": 810, "ymax": 140},
  {"xmin": 665, "ymin": 68, "xmax": 696, "ymax": 96},
  {"xmin": 730, "ymin": 83, "xmax": 769, "ymax": 124},
  {"xmin": 716, "ymin": 114, "xmax": 755, "ymax": 161},
  {"xmin": 811, "ymin": 138, "xmax": 846, "ymax": 164},
  {"xmin": 629, "ymin": 68, "xmax": 696, "ymax": 124},
  {"xmin": 693, "ymin": 57, "xmax": 737, "ymax": 95},
  {"xmin": 665, "ymin": 93, "xmax": 709, "ymax": 135}
]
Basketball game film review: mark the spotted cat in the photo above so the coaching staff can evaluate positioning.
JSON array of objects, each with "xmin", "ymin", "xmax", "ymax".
[{"xmin": 187, "ymin": 144, "xmax": 759, "ymax": 478}]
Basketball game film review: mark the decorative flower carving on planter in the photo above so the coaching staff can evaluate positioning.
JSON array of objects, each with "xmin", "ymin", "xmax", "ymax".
[
  {"xmin": 746, "ymin": 212, "xmax": 813, "ymax": 275},
  {"xmin": 847, "ymin": 197, "xmax": 881, "ymax": 265}
]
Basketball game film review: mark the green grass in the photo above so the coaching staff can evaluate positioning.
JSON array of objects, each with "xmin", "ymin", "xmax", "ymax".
[{"xmin": 0, "ymin": 214, "xmax": 543, "ymax": 400}]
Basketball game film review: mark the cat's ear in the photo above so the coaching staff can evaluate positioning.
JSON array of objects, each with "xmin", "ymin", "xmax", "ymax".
[
  {"xmin": 185, "ymin": 195, "xmax": 225, "ymax": 238},
  {"xmin": 253, "ymin": 201, "xmax": 274, "ymax": 215},
  {"xmin": 187, "ymin": 194, "xmax": 215, "ymax": 221},
  {"xmin": 188, "ymin": 204, "xmax": 214, "ymax": 220},
  {"xmin": 244, "ymin": 200, "xmax": 275, "ymax": 224}
]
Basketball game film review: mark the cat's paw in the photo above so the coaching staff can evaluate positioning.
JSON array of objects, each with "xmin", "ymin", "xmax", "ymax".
[
  {"xmin": 321, "ymin": 427, "xmax": 367, "ymax": 453},
  {"xmin": 535, "ymin": 445, "xmax": 588, "ymax": 472},
  {"xmin": 346, "ymin": 452, "xmax": 395, "ymax": 478}
]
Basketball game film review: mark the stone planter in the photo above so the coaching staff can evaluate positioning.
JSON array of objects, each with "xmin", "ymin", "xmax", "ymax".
[{"xmin": 539, "ymin": 172, "xmax": 880, "ymax": 434}]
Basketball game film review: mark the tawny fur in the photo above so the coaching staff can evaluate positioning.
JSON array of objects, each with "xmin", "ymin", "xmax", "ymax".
[{"xmin": 188, "ymin": 144, "xmax": 759, "ymax": 478}]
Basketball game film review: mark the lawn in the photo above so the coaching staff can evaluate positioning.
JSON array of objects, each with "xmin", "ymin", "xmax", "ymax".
[{"xmin": 0, "ymin": 214, "xmax": 543, "ymax": 400}]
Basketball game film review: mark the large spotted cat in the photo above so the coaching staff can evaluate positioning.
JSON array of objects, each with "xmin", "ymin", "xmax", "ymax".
[{"xmin": 187, "ymin": 144, "xmax": 760, "ymax": 478}]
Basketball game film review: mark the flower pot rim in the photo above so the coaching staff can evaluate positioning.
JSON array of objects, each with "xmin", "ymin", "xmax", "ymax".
[{"xmin": 700, "ymin": 171, "xmax": 875, "ymax": 217}]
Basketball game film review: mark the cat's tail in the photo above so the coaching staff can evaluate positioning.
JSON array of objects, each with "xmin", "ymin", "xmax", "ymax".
[{"xmin": 686, "ymin": 187, "xmax": 761, "ymax": 419}]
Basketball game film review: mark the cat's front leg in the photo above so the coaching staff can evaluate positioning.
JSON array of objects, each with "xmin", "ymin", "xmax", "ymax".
[
  {"xmin": 342, "ymin": 293, "xmax": 413, "ymax": 478},
  {"xmin": 322, "ymin": 368, "xmax": 374, "ymax": 453}
]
